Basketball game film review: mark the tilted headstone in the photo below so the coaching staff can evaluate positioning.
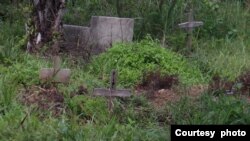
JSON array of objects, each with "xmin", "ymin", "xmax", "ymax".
[{"xmin": 39, "ymin": 56, "xmax": 71, "ymax": 83}]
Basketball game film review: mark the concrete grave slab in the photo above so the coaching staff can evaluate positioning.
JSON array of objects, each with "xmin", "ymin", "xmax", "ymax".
[
  {"xmin": 89, "ymin": 16, "xmax": 134, "ymax": 54},
  {"xmin": 61, "ymin": 16, "xmax": 134, "ymax": 57},
  {"xmin": 63, "ymin": 25, "xmax": 90, "ymax": 46}
]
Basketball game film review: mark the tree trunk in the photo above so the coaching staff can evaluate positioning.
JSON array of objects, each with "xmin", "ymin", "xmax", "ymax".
[{"xmin": 26, "ymin": 0, "xmax": 65, "ymax": 55}]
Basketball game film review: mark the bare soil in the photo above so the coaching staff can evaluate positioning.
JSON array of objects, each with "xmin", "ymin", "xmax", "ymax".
[
  {"xmin": 19, "ymin": 85, "xmax": 65, "ymax": 116},
  {"xmin": 135, "ymin": 71, "xmax": 208, "ymax": 107},
  {"xmin": 147, "ymin": 85, "xmax": 208, "ymax": 108}
]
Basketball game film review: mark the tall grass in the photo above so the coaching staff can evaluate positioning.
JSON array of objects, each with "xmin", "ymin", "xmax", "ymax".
[
  {"xmin": 192, "ymin": 38, "xmax": 250, "ymax": 81},
  {"xmin": 168, "ymin": 94, "xmax": 250, "ymax": 124},
  {"xmin": 196, "ymin": 0, "xmax": 250, "ymax": 39}
]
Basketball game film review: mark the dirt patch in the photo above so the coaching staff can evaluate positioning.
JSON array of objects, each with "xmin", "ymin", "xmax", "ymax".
[
  {"xmin": 208, "ymin": 75, "xmax": 234, "ymax": 95},
  {"xmin": 208, "ymin": 72, "xmax": 250, "ymax": 96},
  {"xmin": 137, "ymin": 71, "xmax": 179, "ymax": 91},
  {"xmin": 150, "ymin": 89, "xmax": 179, "ymax": 107},
  {"xmin": 149, "ymin": 85, "xmax": 208, "ymax": 108},
  {"xmin": 187, "ymin": 84, "xmax": 209, "ymax": 98},
  {"xmin": 19, "ymin": 85, "xmax": 64, "ymax": 116},
  {"xmin": 135, "ymin": 71, "xmax": 207, "ymax": 107}
]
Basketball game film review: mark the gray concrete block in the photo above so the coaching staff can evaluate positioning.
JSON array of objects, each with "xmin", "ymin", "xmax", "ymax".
[
  {"xmin": 61, "ymin": 16, "xmax": 134, "ymax": 57},
  {"xmin": 90, "ymin": 16, "xmax": 134, "ymax": 54}
]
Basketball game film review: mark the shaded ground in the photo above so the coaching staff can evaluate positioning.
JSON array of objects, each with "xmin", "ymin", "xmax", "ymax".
[
  {"xmin": 144, "ymin": 85, "xmax": 208, "ymax": 108},
  {"xmin": 208, "ymin": 71, "xmax": 250, "ymax": 96},
  {"xmin": 18, "ymin": 70, "xmax": 250, "ymax": 116},
  {"xmin": 135, "ymin": 71, "xmax": 208, "ymax": 107},
  {"xmin": 19, "ymin": 85, "xmax": 65, "ymax": 116},
  {"xmin": 141, "ymin": 70, "xmax": 250, "ymax": 108},
  {"xmin": 136, "ymin": 71, "xmax": 179, "ymax": 91}
]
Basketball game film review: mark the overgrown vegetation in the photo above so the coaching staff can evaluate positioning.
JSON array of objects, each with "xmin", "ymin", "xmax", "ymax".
[
  {"xmin": 88, "ymin": 38, "xmax": 205, "ymax": 88},
  {"xmin": 0, "ymin": 0, "xmax": 250, "ymax": 140}
]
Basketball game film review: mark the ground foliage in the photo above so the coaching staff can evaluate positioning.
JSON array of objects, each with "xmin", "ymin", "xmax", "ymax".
[
  {"xmin": 0, "ymin": 0, "xmax": 250, "ymax": 140},
  {"xmin": 88, "ymin": 38, "xmax": 205, "ymax": 88}
]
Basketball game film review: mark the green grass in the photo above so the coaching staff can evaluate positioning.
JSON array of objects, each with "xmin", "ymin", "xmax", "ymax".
[
  {"xmin": 1, "ymin": 1, "xmax": 250, "ymax": 140},
  {"xmin": 0, "ymin": 28, "xmax": 169, "ymax": 140},
  {"xmin": 1, "ymin": 41, "xmax": 250, "ymax": 140},
  {"xmin": 0, "ymin": 52, "xmax": 170, "ymax": 140},
  {"xmin": 191, "ymin": 37, "xmax": 250, "ymax": 81},
  {"xmin": 168, "ymin": 94, "xmax": 250, "ymax": 124}
]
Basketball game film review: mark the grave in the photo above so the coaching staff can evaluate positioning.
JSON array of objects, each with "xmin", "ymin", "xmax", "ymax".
[
  {"xmin": 39, "ymin": 56, "xmax": 71, "ymax": 83},
  {"xmin": 60, "ymin": 16, "xmax": 134, "ymax": 58}
]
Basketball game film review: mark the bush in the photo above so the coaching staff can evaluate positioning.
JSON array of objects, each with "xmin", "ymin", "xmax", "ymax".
[{"xmin": 87, "ymin": 38, "xmax": 205, "ymax": 88}]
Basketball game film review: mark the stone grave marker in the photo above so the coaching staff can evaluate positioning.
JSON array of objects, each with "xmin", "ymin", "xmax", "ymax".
[
  {"xmin": 61, "ymin": 16, "xmax": 134, "ymax": 57},
  {"xmin": 178, "ymin": 6, "xmax": 203, "ymax": 53},
  {"xmin": 39, "ymin": 56, "xmax": 71, "ymax": 83},
  {"xmin": 89, "ymin": 16, "xmax": 134, "ymax": 54}
]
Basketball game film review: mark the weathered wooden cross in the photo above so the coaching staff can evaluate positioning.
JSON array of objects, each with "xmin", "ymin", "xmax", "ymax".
[
  {"xmin": 93, "ymin": 70, "xmax": 131, "ymax": 97},
  {"xmin": 39, "ymin": 56, "xmax": 71, "ymax": 83},
  {"xmin": 93, "ymin": 70, "xmax": 131, "ymax": 111},
  {"xmin": 178, "ymin": 5, "xmax": 203, "ymax": 54}
]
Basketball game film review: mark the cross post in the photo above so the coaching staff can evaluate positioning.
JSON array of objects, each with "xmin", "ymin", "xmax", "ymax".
[
  {"xmin": 178, "ymin": 4, "xmax": 203, "ymax": 54},
  {"xmin": 93, "ymin": 70, "xmax": 131, "ymax": 111},
  {"xmin": 39, "ymin": 56, "xmax": 71, "ymax": 83}
]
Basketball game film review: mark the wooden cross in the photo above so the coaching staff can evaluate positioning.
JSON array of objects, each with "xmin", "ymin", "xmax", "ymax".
[
  {"xmin": 39, "ymin": 56, "xmax": 71, "ymax": 83},
  {"xmin": 93, "ymin": 70, "xmax": 131, "ymax": 111},
  {"xmin": 178, "ymin": 4, "xmax": 203, "ymax": 54},
  {"xmin": 93, "ymin": 70, "xmax": 131, "ymax": 97}
]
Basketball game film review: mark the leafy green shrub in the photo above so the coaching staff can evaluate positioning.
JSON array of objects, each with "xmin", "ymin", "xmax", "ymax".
[
  {"xmin": 87, "ymin": 38, "xmax": 205, "ymax": 87},
  {"xmin": 196, "ymin": 0, "xmax": 249, "ymax": 39}
]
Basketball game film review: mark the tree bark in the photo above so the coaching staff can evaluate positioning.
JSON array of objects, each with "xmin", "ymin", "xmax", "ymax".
[{"xmin": 27, "ymin": 0, "xmax": 65, "ymax": 55}]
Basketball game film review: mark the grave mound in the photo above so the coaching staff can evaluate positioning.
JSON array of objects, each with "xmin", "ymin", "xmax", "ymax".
[
  {"xmin": 87, "ymin": 39, "xmax": 204, "ymax": 87},
  {"xmin": 19, "ymin": 85, "xmax": 64, "ymax": 117}
]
